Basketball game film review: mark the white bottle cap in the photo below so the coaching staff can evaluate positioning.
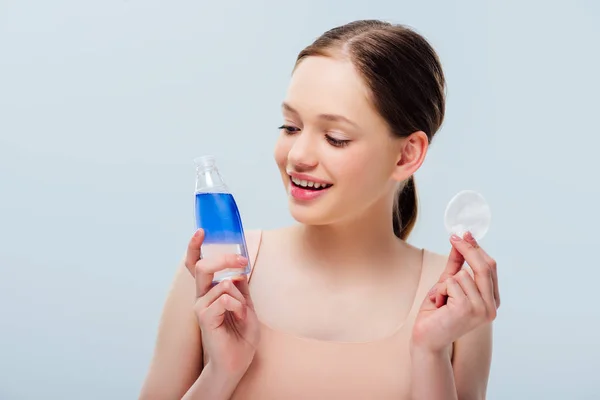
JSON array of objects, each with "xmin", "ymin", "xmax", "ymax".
[{"xmin": 444, "ymin": 190, "xmax": 491, "ymax": 241}]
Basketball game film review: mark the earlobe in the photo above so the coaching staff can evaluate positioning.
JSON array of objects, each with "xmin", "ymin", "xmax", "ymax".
[{"xmin": 391, "ymin": 130, "xmax": 429, "ymax": 181}]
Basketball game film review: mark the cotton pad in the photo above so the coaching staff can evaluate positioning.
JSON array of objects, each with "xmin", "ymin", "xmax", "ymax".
[{"xmin": 444, "ymin": 190, "xmax": 491, "ymax": 241}]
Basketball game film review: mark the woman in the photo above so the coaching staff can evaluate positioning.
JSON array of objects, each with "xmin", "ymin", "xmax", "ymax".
[{"xmin": 140, "ymin": 19, "xmax": 500, "ymax": 400}]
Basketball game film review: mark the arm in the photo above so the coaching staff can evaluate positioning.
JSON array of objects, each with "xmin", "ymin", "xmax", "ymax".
[
  {"xmin": 138, "ymin": 261, "xmax": 203, "ymax": 400},
  {"xmin": 452, "ymin": 322, "xmax": 493, "ymax": 399},
  {"xmin": 140, "ymin": 229, "xmax": 261, "ymax": 399},
  {"xmin": 181, "ymin": 363, "xmax": 245, "ymax": 400},
  {"xmin": 410, "ymin": 322, "xmax": 493, "ymax": 400},
  {"xmin": 410, "ymin": 344, "xmax": 457, "ymax": 400}
]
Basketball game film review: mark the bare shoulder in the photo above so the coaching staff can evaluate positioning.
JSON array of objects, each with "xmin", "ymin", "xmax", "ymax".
[
  {"xmin": 423, "ymin": 248, "xmax": 449, "ymax": 271},
  {"xmin": 244, "ymin": 229, "xmax": 263, "ymax": 250},
  {"xmin": 138, "ymin": 256, "xmax": 201, "ymax": 399},
  {"xmin": 402, "ymin": 241, "xmax": 448, "ymax": 283},
  {"xmin": 253, "ymin": 225, "xmax": 297, "ymax": 250}
]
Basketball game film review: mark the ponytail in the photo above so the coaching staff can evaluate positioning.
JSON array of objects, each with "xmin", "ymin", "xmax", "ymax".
[{"xmin": 393, "ymin": 176, "xmax": 418, "ymax": 240}]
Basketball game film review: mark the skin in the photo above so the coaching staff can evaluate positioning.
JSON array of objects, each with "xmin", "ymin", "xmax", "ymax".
[{"xmin": 139, "ymin": 55, "xmax": 499, "ymax": 400}]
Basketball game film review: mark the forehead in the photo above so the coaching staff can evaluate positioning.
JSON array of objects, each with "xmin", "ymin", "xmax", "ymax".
[{"xmin": 284, "ymin": 56, "xmax": 381, "ymax": 126}]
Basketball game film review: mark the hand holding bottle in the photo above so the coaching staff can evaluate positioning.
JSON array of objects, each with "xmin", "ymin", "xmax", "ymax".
[{"xmin": 185, "ymin": 229, "xmax": 261, "ymax": 379}]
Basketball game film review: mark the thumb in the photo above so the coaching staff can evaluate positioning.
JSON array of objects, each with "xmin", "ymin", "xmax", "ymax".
[
  {"xmin": 429, "ymin": 280, "xmax": 449, "ymax": 308},
  {"xmin": 437, "ymin": 239, "xmax": 465, "ymax": 284},
  {"xmin": 427, "ymin": 280, "xmax": 450, "ymax": 309},
  {"xmin": 185, "ymin": 229, "xmax": 205, "ymax": 276},
  {"xmin": 234, "ymin": 277, "xmax": 255, "ymax": 309},
  {"xmin": 430, "ymin": 240, "xmax": 465, "ymax": 308}
]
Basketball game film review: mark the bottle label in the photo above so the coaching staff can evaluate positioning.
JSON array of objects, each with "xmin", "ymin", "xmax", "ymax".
[{"xmin": 201, "ymin": 243, "xmax": 248, "ymax": 281}]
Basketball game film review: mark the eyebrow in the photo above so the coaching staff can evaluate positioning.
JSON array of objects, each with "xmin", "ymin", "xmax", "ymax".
[{"xmin": 281, "ymin": 102, "xmax": 359, "ymax": 129}]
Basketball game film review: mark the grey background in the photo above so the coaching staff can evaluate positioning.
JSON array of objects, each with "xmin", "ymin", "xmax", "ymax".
[{"xmin": 1, "ymin": 0, "xmax": 599, "ymax": 399}]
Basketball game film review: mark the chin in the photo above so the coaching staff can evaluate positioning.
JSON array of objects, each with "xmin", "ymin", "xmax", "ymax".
[{"xmin": 287, "ymin": 198, "xmax": 337, "ymax": 227}]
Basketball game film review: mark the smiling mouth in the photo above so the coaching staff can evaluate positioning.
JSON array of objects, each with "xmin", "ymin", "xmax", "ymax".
[{"xmin": 289, "ymin": 176, "xmax": 333, "ymax": 191}]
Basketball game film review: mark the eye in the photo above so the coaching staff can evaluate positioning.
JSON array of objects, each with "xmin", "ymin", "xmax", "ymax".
[
  {"xmin": 325, "ymin": 134, "xmax": 351, "ymax": 148},
  {"xmin": 278, "ymin": 124, "xmax": 301, "ymax": 135}
]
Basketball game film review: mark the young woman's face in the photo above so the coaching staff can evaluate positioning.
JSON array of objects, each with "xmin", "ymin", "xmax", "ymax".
[{"xmin": 274, "ymin": 55, "xmax": 416, "ymax": 227}]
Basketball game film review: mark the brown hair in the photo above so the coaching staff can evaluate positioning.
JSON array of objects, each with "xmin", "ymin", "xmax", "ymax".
[{"xmin": 294, "ymin": 20, "xmax": 446, "ymax": 240}]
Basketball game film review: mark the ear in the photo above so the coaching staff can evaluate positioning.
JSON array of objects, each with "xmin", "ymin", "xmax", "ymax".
[{"xmin": 391, "ymin": 130, "xmax": 429, "ymax": 182}]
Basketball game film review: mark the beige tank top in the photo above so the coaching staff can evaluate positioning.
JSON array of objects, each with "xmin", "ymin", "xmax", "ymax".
[{"xmin": 229, "ymin": 230, "xmax": 446, "ymax": 400}]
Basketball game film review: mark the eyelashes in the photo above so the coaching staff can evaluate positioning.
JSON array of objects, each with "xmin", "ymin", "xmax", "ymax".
[
  {"xmin": 277, "ymin": 125, "xmax": 350, "ymax": 148},
  {"xmin": 277, "ymin": 124, "xmax": 300, "ymax": 134},
  {"xmin": 325, "ymin": 135, "xmax": 350, "ymax": 148}
]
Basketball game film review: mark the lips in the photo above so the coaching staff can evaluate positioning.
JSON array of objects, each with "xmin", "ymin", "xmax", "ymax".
[{"xmin": 288, "ymin": 175, "xmax": 333, "ymax": 201}]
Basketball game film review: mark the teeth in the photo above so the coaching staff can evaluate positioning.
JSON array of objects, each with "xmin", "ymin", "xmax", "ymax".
[{"xmin": 291, "ymin": 176, "xmax": 331, "ymax": 189}]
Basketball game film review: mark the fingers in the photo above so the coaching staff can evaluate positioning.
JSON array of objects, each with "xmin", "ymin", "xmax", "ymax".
[
  {"xmin": 450, "ymin": 233, "xmax": 497, "ymax": 312},
  {"xmin": 447, "ymin": 269, "xmax": 497, "ymax": 323},
  {"xmin": 196, "ymin": 294, "xmax": 245, "ymax": 330},
  {"xmin": 426, "ymin": 281, "xmax": 445, "ymax": 308},
  {"xmin": 437, "ymin": 245, "xmax": 465, "ymax": 284},
  {"xmin": 454, "ymin": 269, "xmax": 487, "ymax": 315},
  {"xmin": 431, "ymin": 244, "xmax": 465, "ymax": 307},
  {"xmin": 464, "ymin": 233, "xmax": 500, "ymax": 308},
  {"xmin": 435, "ymin": 282, "xmax": 448, "ymax": 308},
  {"xmin": 233, "ymin": 277, "xmax": 255, "ymax": 308},
  {"xmin": 446, "ymin": 276, "xmax": 466, "ymax": 302},
  {"xmin": 197, "ymin": 279, "xmax": 246, "ymax": 313},
  {"xmin": 195, "ymin": 254, "xmax": 249, "ymax": 298},
  {"xmin": 185, "ymin": 229, "xmax": 205, "ymax": 276}
]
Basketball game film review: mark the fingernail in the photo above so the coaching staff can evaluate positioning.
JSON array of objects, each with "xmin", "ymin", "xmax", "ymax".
[
  {"xmin": 237, "ymin": 256, "xmax": 248, "ymax": 265},
  {"xmin": 450, "ymin": 234, "xmax": 461, "ymax": 242},
  {"xmin": 194, "ymin": 229, "xmax": 202, "ymax": 238}
]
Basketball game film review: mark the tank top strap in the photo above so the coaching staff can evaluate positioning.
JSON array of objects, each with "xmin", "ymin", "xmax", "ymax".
[{"xmin": 245, "ymin": 229, "xmax": 263, "ymax": 281}]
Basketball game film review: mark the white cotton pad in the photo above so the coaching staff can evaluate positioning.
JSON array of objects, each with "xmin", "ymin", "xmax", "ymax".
[{"xmin": 444, "ymin": 190, "xmax": 491, "ymax": 241}]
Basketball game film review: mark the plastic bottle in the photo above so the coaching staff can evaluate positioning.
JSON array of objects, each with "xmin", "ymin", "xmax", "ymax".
[{"xmin": 194, "ymin": 155, "xmax": 251, "ymax": 283}]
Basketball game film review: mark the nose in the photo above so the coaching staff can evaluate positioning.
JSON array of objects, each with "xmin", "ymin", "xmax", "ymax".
[{"xmin": 287, "ymin": 130, "xmax": 318, "ymax": 172}]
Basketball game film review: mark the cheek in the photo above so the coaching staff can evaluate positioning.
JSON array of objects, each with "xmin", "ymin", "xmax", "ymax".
[
  {"xmin": 336, "ymin": 146, "xmax": 394, "ymax": 193},
  {"xmin": 273, "ymin": 135, "xmax": 289, "ymax": 167}
]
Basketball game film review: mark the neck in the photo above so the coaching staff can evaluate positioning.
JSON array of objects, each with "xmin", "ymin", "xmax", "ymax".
[{"xmin": 294, "ymin": 198, "xmax": 405, "ymax": 272}]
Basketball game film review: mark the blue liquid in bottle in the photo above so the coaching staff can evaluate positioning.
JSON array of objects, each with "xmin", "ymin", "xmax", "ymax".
[{"xmin": 194, "ymin": 156, "xmax": 251, "ymax": 283}]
